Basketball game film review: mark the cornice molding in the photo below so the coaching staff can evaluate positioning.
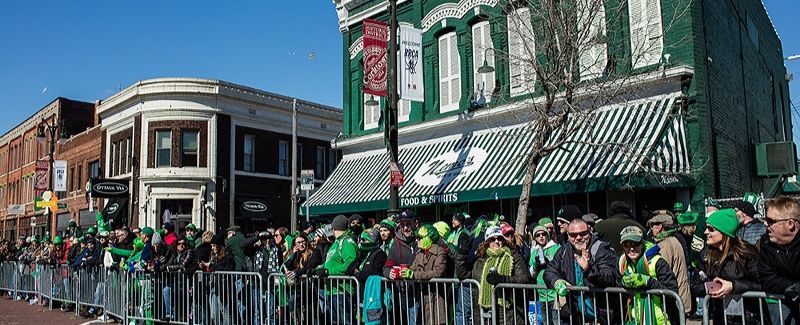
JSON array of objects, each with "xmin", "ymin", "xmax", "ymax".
[{"xmin": 421, "ymin": 0, "xmax": 498, "ymax": 32}]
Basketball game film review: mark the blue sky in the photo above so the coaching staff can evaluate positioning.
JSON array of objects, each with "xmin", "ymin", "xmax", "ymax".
[{"xmin": 0, "ymin": 0, "xmax": 798, "ymax": 140}]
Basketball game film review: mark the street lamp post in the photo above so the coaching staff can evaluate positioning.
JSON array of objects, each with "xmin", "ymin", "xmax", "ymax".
[
  {"xmin": 387, "ymin": 0, "xmax": 400, "ymax": 213},
  {"xmin": 36, "ymin": 118, "xmax": 67, "ymax": 238}
]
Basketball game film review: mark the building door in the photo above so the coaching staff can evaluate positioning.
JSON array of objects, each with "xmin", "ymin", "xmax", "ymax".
[{"xmin": 158, "ymin": 199, "xmax": 193, "ymax": 231}]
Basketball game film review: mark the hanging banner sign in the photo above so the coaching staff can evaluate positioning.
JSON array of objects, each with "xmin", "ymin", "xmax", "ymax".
[
  {"xmin": 90, "ymin": 179, "xmax": 130, "ymax": 198},
  {"xmin": 53, "ymin": 160, "xmax": 67, "ymax": 192},
  {"xmin": 35, "ymin": 160, "xmax": 49, "ymax": 191},
  {"xmin": 362, "ymin": 19, "xmax": 388, "ymax": 97},
  {"xmin": 399, "ymin": 25, "xmax": 424, "ymax": 102}
]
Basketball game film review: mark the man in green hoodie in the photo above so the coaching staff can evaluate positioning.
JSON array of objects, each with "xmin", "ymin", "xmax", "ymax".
[{"xmin": 317, "ymin": 214, "xmax": 357, "ymax": 325}]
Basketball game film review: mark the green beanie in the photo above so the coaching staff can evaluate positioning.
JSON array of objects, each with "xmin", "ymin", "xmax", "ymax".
[
  {"xmin": 538, "ymin": 217, "xmax": 553, "ymax": 227},
  {"xmin": 141, "ymin": 227, "xmax": 155, "ymax": 236},
  {"xmin": 379, "ymin": 219, "xmax": 396, "ymax": 232},
  {"xmin": 432, "ymin": 221, "xmax": 450, "ymax": 239},
  {"xmin": 706, "ymin": 208, "xmax": 740, "ymax": 238},
  {"xmin": 416, "ymin": 224, "xmax": 440, "ymax": 242}
]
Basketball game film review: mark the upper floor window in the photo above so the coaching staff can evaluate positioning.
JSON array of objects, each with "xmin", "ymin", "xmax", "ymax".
[
  {"xmin": 278, "ymin": 140, "xmax": 289, "ymax": 176},
  {"xmin": 363, "ymin": 93, "xmax": 381, "ymax": 130},
  {"xmin": 182, "ymin": 130, "xmax": 199, "ymax": 167},
  {"xmin": 243, "ymin": 135, "xmax": 255, "ymax": 172},
  {"xmin": 316, "ymin": 146, "xmax": 326, "ymax": 179},
  {"xmin": 508, "ymin": 7, "xmax": 536, "ymax": 96},
  {"xmin": 628, "ymin": 0, "xmax": 663, "ymax": 69},
  {"xmin": 578, "ymin": 0, "xmax": 608, "ymax": 79},
  {"xmin": 472, "ymin": 21, "xmax": 495, "ymax": 104},
  {"xmin": 89, "ymin": 160, "xmax": 100, "ymax": 179},
  {"xmin": 438, "ymin": 32, "xmax": 461, "ymax": 113},
  {"xmin": 155, "ymin": 130, "xmax": 172, "ymax": 168}
]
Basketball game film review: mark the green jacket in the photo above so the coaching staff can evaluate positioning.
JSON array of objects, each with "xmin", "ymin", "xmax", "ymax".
[
  {"xmin": 528, "ymin": 240, "xmax": 560, "ymax": 302},
  {"xmin": 225, "ymin": 232, "xmax": 246, "ymax": 272},
  {"xmin": 323, "ymin": 230, "xmax": 358, "ymax": 294}
]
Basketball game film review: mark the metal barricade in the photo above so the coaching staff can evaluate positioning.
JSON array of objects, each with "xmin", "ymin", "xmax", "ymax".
[
  {"xmin": 192, "ymin": 271, "xmax": 264, "ymax": 325},
  {"xmin": 76, "ymin": 265, "xmax": 107, "ymax": 313},
  {"xmin": 265, "ymin": 273, "xmax": 362, "ymax": 325},
  {"xmin": 50, "ymin": 264, "xmax": 78, "ymax": 310},
  {"xmin": 491, "ymin": 284, "xmax": 686, "ymax": 325},
  {"xmin": 702, "ymin": 291, "xmax": 791, "ymax": 325},
  {"xmin": 127, "ymin": 270, "xmax": 192, "ymax": 325},
  {"xmin": 14, "ymin": 262, "xmax": 37, "ymax": 298},
  {"xmin": 104, "ymin": 268, "xmax": 128, "ymax": 323},
  {"xmin": 38, "ymin": 263, "xmax": 53, "ymax": 305},
  {"xmin": 379, "ymin": 277, "xmax": 480, "ymax": 325},
  {"xmin": 0, "ymin": 261, "xmax": 17, "ymax": 296}
]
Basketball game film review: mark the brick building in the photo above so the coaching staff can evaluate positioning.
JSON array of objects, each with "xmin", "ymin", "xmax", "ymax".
[
  {"xmin": 53, "ymin": 125, "xmax": 103, "ymax": 235},
  {"xmin": 0, "ymin": 98, "xmax": 95, "ymax": 239},
  {"xmin": 96, "ymin": 78, "xmax": 342, "ymax": 234},
  {"xmin": 303, "ymin": 0, "xmax": 792, "ymax": 221}
]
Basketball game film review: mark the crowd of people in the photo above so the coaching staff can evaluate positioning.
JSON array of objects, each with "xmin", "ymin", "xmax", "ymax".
[{"xmin": 0, "ymin": 195, "xmax": 798, "ymax": 325}]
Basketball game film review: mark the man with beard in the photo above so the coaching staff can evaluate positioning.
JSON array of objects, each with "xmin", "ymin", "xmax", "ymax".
[
  {"xmin": 378, "ymin": 219, "xmax": 396, "ymax": 253},
  {"xmin": 382, "ymin": 210, "xmax": 421, "ymax": 324},
  {"xmin": 544, "ymin": 219, "xmax": 619, "ymax": 324}
]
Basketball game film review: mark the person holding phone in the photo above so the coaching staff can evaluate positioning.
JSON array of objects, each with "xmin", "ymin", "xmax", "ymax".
[{"xmin": 690, "ymin": 208, "xmax": 764, "ymax": 324}]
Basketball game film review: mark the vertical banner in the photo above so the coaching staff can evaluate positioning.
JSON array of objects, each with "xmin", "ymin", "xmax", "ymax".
[
  {"xmin": 399, "ymin": 25, "xmax": 424, "ymax": 102},
  {"xmin": 362, "ymin": 19, "xmax": 388, "ymax": 97},
  {"xmin": 35, "ymin": 160, "xmax": 49, "ymax": 190},
  {"xmin": 53, "ymin": 160, "xmax": 67, "ymax": 192}
]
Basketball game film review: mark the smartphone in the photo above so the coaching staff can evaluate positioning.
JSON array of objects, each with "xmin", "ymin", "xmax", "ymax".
[{"xmin": 705, "ymin": 281, "xmax": 722, "ymax": 293}]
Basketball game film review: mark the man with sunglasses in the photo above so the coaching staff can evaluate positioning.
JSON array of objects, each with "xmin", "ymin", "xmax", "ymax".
[
  {"xmin": 544, "ymin": 218, "xmax": 620, "ymax": 324},
  {"xmin": 758, "ymin": 196, "xmax": 800, "ymax": 324}
]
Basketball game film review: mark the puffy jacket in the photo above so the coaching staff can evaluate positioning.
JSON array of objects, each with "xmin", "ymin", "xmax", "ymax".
[
  {"xmin": 654, "ymin": 233, "xmax": 691, "ymax": 313},
  {"xmin": 164, "ymin": 248, "xmax": 196, "ymax": 274},
  {"xmin": 758, "ymin": 233, "xmax": 800, "ymax": 318},
  {"xmin": 348, "ymin": 248, "xmax": 387, "ymax": 285}
]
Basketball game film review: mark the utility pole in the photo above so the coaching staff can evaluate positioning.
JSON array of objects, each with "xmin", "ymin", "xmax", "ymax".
[
  {"xmin": 290, "ymin": 99, "xmax": 298, "ymax": 232},
  {"xmin": 387, "ymin": 0, "xmax": 400, "ymax": 212}
]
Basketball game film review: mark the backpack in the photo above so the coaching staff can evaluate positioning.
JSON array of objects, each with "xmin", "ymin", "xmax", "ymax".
[{"xmin": 362, "ymin": 275, "xmax": 388, "ymax": 325}]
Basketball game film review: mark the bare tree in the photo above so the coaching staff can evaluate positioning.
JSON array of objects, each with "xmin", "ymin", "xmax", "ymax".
[{"xmin": 473, "ymin": 0, "xmax": 692, "ymax": 232}]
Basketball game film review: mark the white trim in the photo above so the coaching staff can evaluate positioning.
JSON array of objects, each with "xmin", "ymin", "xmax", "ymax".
[
  {"xmin": 438, "ymin": 32, "xmax": 461, "ymax": 113},
  {"xmin": 421, "ymin": 0, "xmax": 499, "ymax": 32}
]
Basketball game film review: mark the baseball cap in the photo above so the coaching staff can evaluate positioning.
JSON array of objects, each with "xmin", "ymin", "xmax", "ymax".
[{"xmin": 620, "ymin": 226, "xmax": 644, "ymax": 243}]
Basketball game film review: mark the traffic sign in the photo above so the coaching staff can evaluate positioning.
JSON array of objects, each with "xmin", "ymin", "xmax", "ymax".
[
  {"xmin": 300, "ymin": 169, "xmax": 315, "ymax": 191},
  {"xmin": 390, "ymin": 162, "xmax": 405, "ymax": 187}
]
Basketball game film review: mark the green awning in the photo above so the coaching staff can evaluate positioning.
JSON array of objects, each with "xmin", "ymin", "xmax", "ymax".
[
  {"xmin": 783, "ymin": 177, "xmax": 800, "ymax": 193},
  {"xmin": 303, "ymin": 93, "xmax": 691, "ymax": 215}
]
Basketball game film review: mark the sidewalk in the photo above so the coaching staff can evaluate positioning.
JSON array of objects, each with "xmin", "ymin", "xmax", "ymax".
[{"xmin": 0, "ymin": 295, "xmax": 89, "ymax": 325}]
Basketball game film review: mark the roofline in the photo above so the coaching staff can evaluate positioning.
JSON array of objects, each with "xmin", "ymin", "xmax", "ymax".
[{"xmin": 0, "ymin": 97, "xmax": 92, "ymax": 146}]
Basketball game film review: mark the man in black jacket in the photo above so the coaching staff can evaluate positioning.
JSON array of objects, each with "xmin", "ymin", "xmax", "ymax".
[
  {"xmin": 544, "ymin": 218, "xmax": 620, "ymax": 325},
  {"xmin": 594, "ymin": 201, "xmax": 644, "ymax": 256},
  {"xmin": 449, "ymin": 212, "xmax": 474, "ymax": 325},
  {"xmin": 759, "ymin": 197, "xmax": 800, "ymax": 325}
]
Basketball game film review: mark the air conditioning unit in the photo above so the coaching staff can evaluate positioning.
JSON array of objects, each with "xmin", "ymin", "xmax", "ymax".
[{"xmin": 755, "ymin": 141, "xmax": 797, "ymax": 177}]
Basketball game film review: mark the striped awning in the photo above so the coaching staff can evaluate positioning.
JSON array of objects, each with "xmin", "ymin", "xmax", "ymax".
[{"xmin": 302, "ymin": 93, "xmax": 691, "ymax": 215}]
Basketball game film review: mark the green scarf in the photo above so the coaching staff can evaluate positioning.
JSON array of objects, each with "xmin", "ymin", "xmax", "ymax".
[{"xmin": 479, "ymin": 246, "xmax": 513, "ymax": 308}]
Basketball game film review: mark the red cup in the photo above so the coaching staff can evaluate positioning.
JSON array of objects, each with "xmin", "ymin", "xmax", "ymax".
[
  {"xmin": 400, "ymin": 264, "xmax": 409, "ymax": 271},
  {"xmin": 392, "ymin": 266, "xmax": 401, "ymax": 279}
]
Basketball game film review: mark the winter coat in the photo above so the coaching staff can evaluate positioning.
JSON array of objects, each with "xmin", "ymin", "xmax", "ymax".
[
  {"xmin": 210, "ymin": 252, "xmax": 236, "ymax": 272},
  {"xmin": 758, "ymin": 233, "xmax": 800, "ymax": 319},
  {"xmin": 471, "ymin": 250, "xmax": 530, "ymax": 324},
  {"xmin": 543, "ymin": 235, "xmax": 621, "ymax": 324},
  {"xmin": 348, "ymin": 248, "xmax": 387, "ymax": 285},
  {"xmin": 446, "ymin": 227, "xmax": 473, "ymax": 279},
  {"xmin": 691, "ymin": 247, "xmax": 763, "ymax": 324},
  {"xmin": 408, "ymin": 243, "xmax": 449, "ymax": 325},
  {"xmin": 225, "ymin": 232, "xmax": 246, "ymax": 271},
  {"xmin": 323, "ymin": 230, "xmax": 358, "ymax": 295},
  {"xmin": 164, "ymin": 248, "xmax": 196, "ymax": 274},
  {"xmin": 529, "ymin": 240, "xmax": 560, "ymax": 302},
  {"xmin": 382, "ymin": 234, "xmax": 417, "ymax": 278},
  {"xmin": 618, "ymin": 242, "xmax": 679, "ymax": 325},
  {"xmin": 655, "ymin": 233, "xmax": 691, "ymax": 313},
  {"xmin": 594, "ymin": 213, "xmax": 645, "ymax": 256}
]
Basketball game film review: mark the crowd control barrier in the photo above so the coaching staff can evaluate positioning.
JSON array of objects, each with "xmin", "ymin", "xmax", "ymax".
[
  {"xmin": 378, "ymin": 277, "xmax": 481, "ymax": 325},
  {"xmin": 0, "ymin": 261, "xmax": 17, "ymax": 296},
  {"xmin": 49, "ymin": 263, "xmax": 77, "ymax": 310},
  {"xmin": 265, "ymin": 273, "xmax": 361, "ymax": 325},
  {"xmin": 38, "ymin": 263, "xmax": 53, "ymax": 306},
  {"xmin": 702, "ymin": 291, "xmax": 793, "ymax": 325},
  {"xmin": 104, "ymin": 268, "xmax": 128, "ymax": 322},
  {"xmin": 491, "ymin": 283, "xmax": 686, "ymax": 325},
  {"xmin": 14, "ymin": 262, "xmax": 37, "ymax": 297},
  {"xmin": 193, "ymin": 271, "xmax": 264, "ymax": 325},
  {"xmin": 76, "ymin": 265, "xmax": 106, "ymax": 312}
]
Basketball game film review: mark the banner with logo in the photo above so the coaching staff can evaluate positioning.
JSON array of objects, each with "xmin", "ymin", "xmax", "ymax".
[
  {"xmin": 102, "ymin": 197, "xmax": 128, "ymax": 229},
  {"xmin": 53, "ymin": 160, "xmax": 67, "ymax": 192},
  {"xmin": 7, "ymin": 204, "xmax": 25, "ymax": 215},
  {"xmin": 90, "ymin": 179, "xmax": 130, "ymax": 198},
  {"xmin": 399, "ymin": 25, "xmax": 424, "ymax": 102},
  {"xmin": 362, "ymin": 19, "xmax": 388, "ymax": 97},
  {"xmin": 35, "ymin": 160, "xmax": 49, "ymax": 191}
]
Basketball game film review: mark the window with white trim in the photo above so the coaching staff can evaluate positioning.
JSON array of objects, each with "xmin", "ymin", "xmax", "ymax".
[
  {"xmin": 155, "ymin": 130, "xmax": 171, "ymax": 168},
  {"xmin": 578, "ymin": 0, "xmax": 608, "ymax": 79},
  {"xmin": 438, "ymin": 32, "xmax": 461, "ymax": 113},
  {"xmin": 243, "ymin": 135, "xmax": 255, "ymax": 172},
  {"xmin": 628, "ymin": 0, "xmax": 663, "ymax": 69},
  {"xmin": 472, "ymin": 21, "xmax": 495, "ymax": 103},
  {"xmin": 507, "ymin": 7, "xmax": 536, "ymax": 96},
  {"xmin": 363, "ymin": 93, "xmax": 381, "ymax": 130}
]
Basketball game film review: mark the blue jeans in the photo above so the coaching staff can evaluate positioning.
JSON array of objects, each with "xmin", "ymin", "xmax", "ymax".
[
  {"xmin": 769, "ymin": 300, "xmax": 798, "ymax": 325},
  {"xmin": 454, "ymin": 286, "xmax": 473, "ymax": 325},
  {"xmin": 162, "ymin": 286, "xmax": 172, "ymax": 317}
]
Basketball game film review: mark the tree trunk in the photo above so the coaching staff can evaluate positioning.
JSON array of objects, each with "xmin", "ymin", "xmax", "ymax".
[{"xmin": 516, "ymin": 152, "xmax": 541, "ymax": 233}]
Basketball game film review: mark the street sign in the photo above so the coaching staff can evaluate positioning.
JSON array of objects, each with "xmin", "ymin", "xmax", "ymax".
[
  {"xmin": 300, "ymin": 169, "xmax": 315, "ymax": 191},
  {"xmin": 7, "ymin": 204, "xmax": 25, "ymax": 215},
  {"xmin": 390, "ymin": 162, "xmax": 405, "ymax": 187},
  {"xmin": 35, "ymin": 191, "xmax": 59, "ymax": 213},
  {"xmin": 30, "ymin": 216, "xmax": 36, "ymax": 227}
]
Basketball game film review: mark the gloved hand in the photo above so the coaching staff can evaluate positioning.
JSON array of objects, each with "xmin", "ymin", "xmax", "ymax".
[
  {"xmin": 400, "ymin": 268, "xmax": 414, "ymax": 280},
  {"xmin": 103, "ymin": 247, "xmax": 112, "ymax": 252},
  {"xmin": 486, "ymin": 270, "xmax": 506, "ymax": 285},
  {"xmin": 785, "ymin": 283, "xmax": 800, "ymax": 302},
  {"xmin": 554, "ymin": 279, "xmax": 570, "ymax": 297},
  {"xmin": 314, "ymin": 268, "xmax": 328, "ymax": 277},
  {"xmin": 536, "ymin": 258, "xmax": 548, "ymax": 270},
  {"xmin": 622, "ymin": 273, "xmax": 651, "ymax": 289}
]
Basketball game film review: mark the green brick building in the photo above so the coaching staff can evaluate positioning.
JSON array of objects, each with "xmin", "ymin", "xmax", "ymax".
[{"xmin": 303, "ymin": 0, "xmax": 792, "ymax": 222}]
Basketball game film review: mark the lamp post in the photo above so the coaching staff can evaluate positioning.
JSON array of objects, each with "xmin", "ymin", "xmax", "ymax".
[
  {"xmin": 36, "ymin": 118, "xmax": 67, "ymax": 238},
  {"xmin": 386, "ymin": 0, "xmax": 400, "ymax": 213}
]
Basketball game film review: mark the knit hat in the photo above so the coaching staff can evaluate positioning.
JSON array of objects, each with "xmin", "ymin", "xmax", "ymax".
[
  {"xmin": 185, "ymin": 223, "xmax": 197, "ymax": 231},
  {"xmin": 620, "ymin": 226, "xmax": 644, "ymax": 243},
  {"xmin": 734, "ymin": 201, "xmax": 757, "ymax": 218},
  {"xmin": 452, "ymin": 212, "xmax": 470, "ymax": 225},
  {"xmin": 677, "ymin": 211, "xmax": 699, "ymax": 225},
  {"xmin": 397, "ymin": 209, "xmax": 417, "ymax": 221},
  {"xmin": 538, "ymin": 217, "xmax": 554, "ymax": 227},
  {"xmin": 211, "ymin": 232, "xmax": 226, "ymax": 246},
  {"xmin": 609, "ymin": 201, "xmax": 632, "ymax": 216},
  {"xmin": 349, "ymin": 214, "xmax": 363, "ymax": 224},
  {"xmin": 432, "ymin": 221, "xmax": 450, "ymax": 238},
  {"xmin": 706, "ymin": 208, "xmax": 740, "ymax": 238},
  {"xmin": 647, "ymin": 210, "xmax": 675, "ymax": 226},
  {"xmin": 332, "ymin": 214, "xmax": 350, "ymax": 231},
  {"xmin": 673, "ymin": 202, "xmax": 686, "ymax": 213},
  {"xmin": 360, "ymin": 228, "xmax": 381, "ymax": 244},
  {"xmin": 531, "ymin": 225, "xmax": 549, "ymax": 238},
  {"xmin": 582, "ymin": 213, "xmax": 599, "ymax": 226},
  {"xmin": 141, "ymin": 227, "xmax": 155, "ymax": 236},
  {"xmin": 484, "ymin": 226, "xmax": 503, "ymax": 240},
  {"xmin": 152, "ymin": 232, "xmax": 163, "ymax": 245},
  {"xmin": 559, "ymin": 205, "xmax": 583, "ymax": 221},
  {"xmin": 416, "ymin": 224, "xmax": 440, "ymax": 242},
  {"xmin": 68, "ymin": 220, "xmax": 77, "ymax": 228},
  {"xmin": 379, "ymin": 219, "xmax": 396, "ymax": 232},
  {"xmin": 313, "ymin": 227, "xmax": 326, "ymax": 239},
  {"xmin": 500, "ymin": 223, "xmax": 515, "ymax": 236}
]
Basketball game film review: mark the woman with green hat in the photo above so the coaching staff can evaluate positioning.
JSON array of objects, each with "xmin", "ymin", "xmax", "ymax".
[
  {"xmin": 690, "ymin": 208, "xmax": 764, "ymax": 324},
  {"xmin": 399, "ymin": 224, "xmax": 448, "ymax": 324}
]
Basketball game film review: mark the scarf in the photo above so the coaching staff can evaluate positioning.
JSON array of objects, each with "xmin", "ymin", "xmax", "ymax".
[
  {"xmin": 479, "ymin": 246, "xmax": 513, "ymax": 308},
  {"xmin": 620, "ymin": 242, "xmax": 661, "ymax": 325}
]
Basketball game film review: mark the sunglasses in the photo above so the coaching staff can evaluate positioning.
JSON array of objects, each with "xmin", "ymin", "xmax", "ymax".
[
  {"xmin": 705, "ymin": 225, "xmax": 718, "ymax": 233},
  {"xmin": 763, "ymin": 218, "xmax": 794, "ymax": 227},
  {"xmin": 568, "ymin": 230, "xmax": 590, "ymax": 238},
  {"xmin": 295, "ymin": 241, "xmax": 307, "ymax": 245},
  {"xmin": 487, "ymin": 236, "xmax": 504, "ymax": 244},
  {"xmin": 177, "ymin": 242, "xmax": 186, "ymax": 246},
  {"xmin": 534, "ymin": 232, "xmax": 548, "ymax": 238}
]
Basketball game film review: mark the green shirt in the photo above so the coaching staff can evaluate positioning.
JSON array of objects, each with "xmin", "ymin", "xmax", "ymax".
[{"xmin": 323, "ymin": 230, "xmax": 358, "ymax": 294}]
